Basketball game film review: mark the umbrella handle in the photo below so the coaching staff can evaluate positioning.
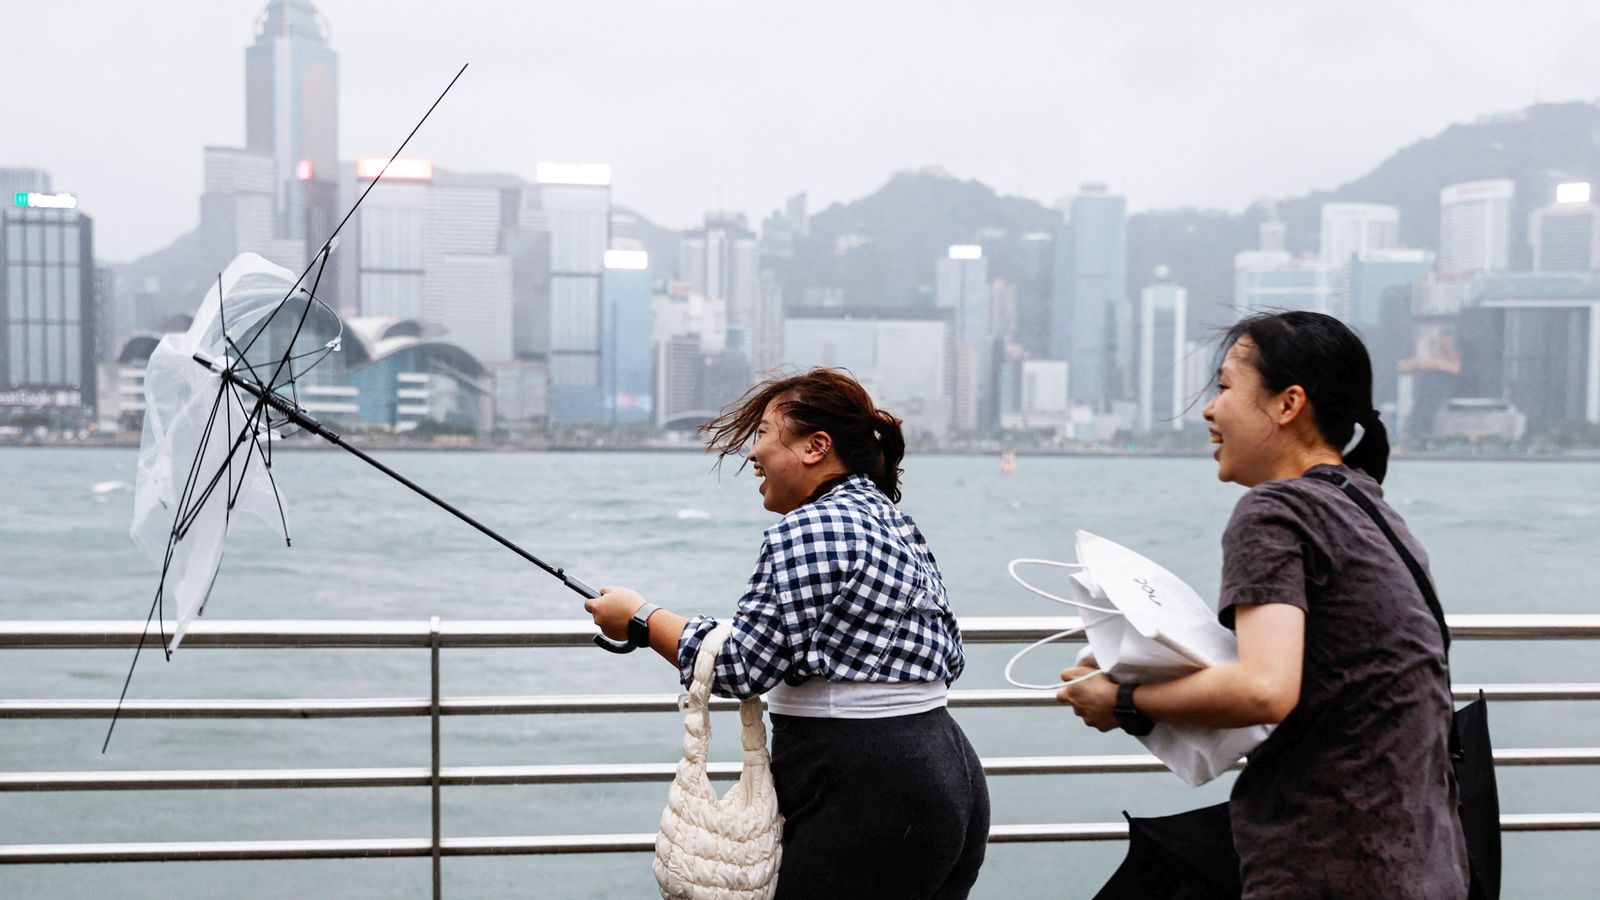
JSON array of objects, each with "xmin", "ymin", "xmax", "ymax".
[
  {"xmin": 1002, "ymin": 624, "xmax": 1099, "ymax": 690},
  {"xmin": 1008, "ymin": 558, "xmax": 1122, "ymax": 615},
  {"xmin": 565, "ymin": 576, "xmax": 640, "ymax": 654}
]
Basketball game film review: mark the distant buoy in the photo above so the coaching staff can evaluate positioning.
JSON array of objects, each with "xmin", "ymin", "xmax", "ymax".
[{"xmin": 1000, "ymin": 450, "xmax": 1018, "ymax": 475}]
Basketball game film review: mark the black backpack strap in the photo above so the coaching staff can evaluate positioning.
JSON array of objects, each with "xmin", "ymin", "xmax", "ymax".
[{"xmin": 1303, "ymin": 470, "xmax": 1450, "ymax": 654}]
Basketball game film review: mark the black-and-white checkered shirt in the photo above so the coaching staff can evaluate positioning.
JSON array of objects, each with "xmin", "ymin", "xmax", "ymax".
[{"xmin": 677, "ymin": 474, "xmax": 966, "ymax": 698}]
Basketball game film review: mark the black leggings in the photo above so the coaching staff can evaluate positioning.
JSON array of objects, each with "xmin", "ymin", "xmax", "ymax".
[{"xmin": 769, "ymin": 707, "xmax": 990, "ymax": 900}]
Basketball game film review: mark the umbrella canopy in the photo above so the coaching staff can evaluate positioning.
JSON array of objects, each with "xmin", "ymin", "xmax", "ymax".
[
  {"xmin": 1093, "ymin": 803, "xmax": 1241, "ymax": 900},
  {"xmin": 130, "ymin": 253, "xmax": 329, "ymax": 651}
]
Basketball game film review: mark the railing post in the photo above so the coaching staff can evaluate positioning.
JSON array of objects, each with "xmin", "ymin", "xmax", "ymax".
[{"xmin": 430, "ymin": 616, "xmax": 442, "ymax": 899}]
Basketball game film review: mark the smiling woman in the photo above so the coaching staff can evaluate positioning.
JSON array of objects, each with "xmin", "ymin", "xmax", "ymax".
[
  {"xmin": 1059, "ymin": 312, "xmax": 1471, "ymax": 899},
  {"xmin": 583, "ymin": 368, "xmax": 990, "ymax": 900}
]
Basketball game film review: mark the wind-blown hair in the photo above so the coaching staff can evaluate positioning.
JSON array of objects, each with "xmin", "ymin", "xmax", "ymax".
[
  {"xmin": 700, "ymin": 368, "xmax": 907, "ymax": 502},
  {"xmin": 1219, "ymin": 311, "xmax": 1391, "ymax": 483}
]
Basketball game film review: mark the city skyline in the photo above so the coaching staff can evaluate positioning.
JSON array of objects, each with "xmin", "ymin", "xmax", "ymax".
[{"xmin": 6, "ymin": 0, "xmax": 1600, "ymax": 262}]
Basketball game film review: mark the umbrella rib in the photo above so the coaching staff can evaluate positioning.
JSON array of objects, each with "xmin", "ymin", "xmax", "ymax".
[
  {"xmin": 105, "ymin": 377, "xmax": 233, "ymax": 752},
  {"xmin": 218, "ymin": 274, "xmax": 234, "ymax": 529},
  {"xmin": 221, "ymin": 380, "xmax": 292, "ymax": 546},
  {"xmin": 100, "ymin": 581, "xmax": 168, "ymax": 754},
  {"xmin": 174, "ymin": 392, "xmax": 279, "ymax": 541},
  {"xmin": 259, "ymin": 245, "xmax": 331, "ymax": 407}
]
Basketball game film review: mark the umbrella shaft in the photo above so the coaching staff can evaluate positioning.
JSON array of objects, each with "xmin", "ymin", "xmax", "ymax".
[{"xmin": 200, "ymin": 354, "xmax": 599, "ymax": 600}]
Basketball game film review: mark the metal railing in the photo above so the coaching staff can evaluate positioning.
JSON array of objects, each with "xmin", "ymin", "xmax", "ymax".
[{"xmin": 4, "ymin": 615, "xmax": 1599, "ymax": 895}]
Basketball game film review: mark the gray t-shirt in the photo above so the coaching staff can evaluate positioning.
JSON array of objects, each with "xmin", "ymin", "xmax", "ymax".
[{"xmin": 1219, "ymin": 464, "xmax": 1469, "ymax": 899}]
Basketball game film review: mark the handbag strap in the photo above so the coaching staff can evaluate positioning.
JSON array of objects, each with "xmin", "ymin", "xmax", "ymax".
[
  {"xmin": 682, "ymin": 625, "xmax": 769, "ymax": 765},
  {"xmin": 1303, "ymin": 470, "xmax": 1450, "ymax": 656}
]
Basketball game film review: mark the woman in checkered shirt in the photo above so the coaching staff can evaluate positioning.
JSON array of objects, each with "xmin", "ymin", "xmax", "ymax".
[{"xmin": 587, "ymin": 368, "xmax": 990, "ymax": 900}]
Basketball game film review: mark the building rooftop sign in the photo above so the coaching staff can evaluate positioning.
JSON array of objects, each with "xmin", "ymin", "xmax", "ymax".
[
  {"xmin": 13, "ymin": 191, "xmax": 78, "ymax": 210},
  {"xmin": 536, "ymin": 162, "xmax": 611, "ymax": 186},
  {"xmin": 355, "ymin": 157, "xmax": 434, "ymax": 182},
  {"xmin": 1556, "ymin": 182, "xmax": 1592, "ymax": 205},
  {"xmin": 947, "ymin": 244, "xmax": 983, "ymax": 260},
  {"xmin": 604, "ymin": 249, "xmax": 649, "ymax": 270}
]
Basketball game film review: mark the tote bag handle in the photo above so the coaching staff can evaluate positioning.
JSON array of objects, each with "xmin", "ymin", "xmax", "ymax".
[{"xmin": 681, "ymin": 625, "xmax": 769, "ymax": 768}]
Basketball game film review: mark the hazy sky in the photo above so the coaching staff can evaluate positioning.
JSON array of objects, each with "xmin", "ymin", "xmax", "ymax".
[{"xmin": 6, "ymin": 0, "xmax": 1599, "ymax": 262}]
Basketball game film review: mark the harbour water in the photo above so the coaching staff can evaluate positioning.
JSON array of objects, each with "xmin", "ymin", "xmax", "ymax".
[{"xmin": 3, "ymin": 447, "xmax": 1598, "ymax": 898}]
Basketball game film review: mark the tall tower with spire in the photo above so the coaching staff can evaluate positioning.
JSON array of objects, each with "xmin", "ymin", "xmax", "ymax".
[{"xmin": 245, "ymin": 0, "xmax": 338, "ymax": 244}]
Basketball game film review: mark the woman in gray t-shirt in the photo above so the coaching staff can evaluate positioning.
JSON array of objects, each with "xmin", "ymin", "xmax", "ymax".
[{"xmin": 1059, "ymin": 311, "xmax": 1469, "ymax": 899}]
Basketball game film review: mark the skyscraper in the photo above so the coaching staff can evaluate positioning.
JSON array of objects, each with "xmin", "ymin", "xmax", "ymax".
[
  {"xmin": 1235, "ymin": 219, "xmax": 1335, "ymax": 316},
  {"xmin": 2, "ymin": 187, "xmax": 97, "ymax": 428},
  {"xmin": 1530, "ymin": 183, "xmax": 1600, "ymax": 272},
  {"xmin": 1438, "ymin": 180, "xmax": 1514, "ymax": 275},
  {"xmin": 680, "ymin": 212, "xmax": 761, "ymax": 358},
  {"xmin": 601, "ymin": 249, "xmax": 653, "ymax": 426},
  {"xmin": 1320, "ymin": 203, "xmax": 1400, "ymax": 268},
  {"xmin": 936, "ymin": 245, "xmax": 990, "ymax": 431},
  {"xmin": 353, "ymin": 156, "xmax": 432, "ymax": 320},
  {"xmin": 1015, "ymin": 232, "xmax": 1055, "ymax": 359},
  {"xmin": 536, "ymin": 163, "xmax": 611, "ymax": 425},
  {"xmin": 0, "ymin": 169, "xmax": 51, "ymax": 199},
  {"xmin": 424, "ymin": 185, "xmax": 512, "ymax": 366},
  {"xmin": 1056, "ymin": 185, "xmax": 1127, "ymax": 408},
  {"xmin": 199, "ymin": 146, "xmax": 302, "ymax": 275},
  {"xmin": 783, "ymin": 308, "xmax": 953, "ymax": 439},
  {"xmin": 245, "ymin": 0, "xmax": 338, "ymax": 244},
  {"xmin": 1137, "ymin": 275, "xmax": 1187, "ymax": 434},
  {"xmin": 1347, "ymin": 248, "xmax": 1430, "ymax": 331},
  {"xmin": 1320, "ymin": 203, "xmax": 1399, "ymax": 321}
]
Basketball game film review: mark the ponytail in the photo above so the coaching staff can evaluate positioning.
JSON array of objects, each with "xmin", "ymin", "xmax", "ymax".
[
  {"xmin": 1343, "ymin": 410, "xmax": 1390, "ymax": 485},
  {"xmin": 869, "ymin": 407, "xmax": 907, "ymax": 502}
]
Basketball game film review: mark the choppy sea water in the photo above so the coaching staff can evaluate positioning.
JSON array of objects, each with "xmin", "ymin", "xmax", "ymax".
[{"xmin": 2, "ymin": 447, "xmax": 1598, "ymax": 899}]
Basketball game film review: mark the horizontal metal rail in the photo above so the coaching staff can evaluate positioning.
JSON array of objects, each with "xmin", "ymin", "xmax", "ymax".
[
  {"xmin": 4, "ymin": 614, "xmax": 1599, "ymax": 649},
  {"xmin": 5, "ymin": 616, "xmax": 1598, "ymax": 874},
  {"xmin": 5, "ymin": 683, "xmax": 1596, "ymax": 720},
  {"xmin": 4, "ymin": 748, "xmax": 1597, "ymax": 793},
  {"xmin": 6, "ymin": 814, "xmax": 1600, "ymax": 865}
]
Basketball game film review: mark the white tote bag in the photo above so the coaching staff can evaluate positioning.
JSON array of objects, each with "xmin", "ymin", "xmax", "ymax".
[
  {"xmin": 654, "ymin": 624, "xmax": 783, "ymax": 899},
  {"xmin": 1006, "ymin": 530, "xmax": 1271, "ymax": 787}
]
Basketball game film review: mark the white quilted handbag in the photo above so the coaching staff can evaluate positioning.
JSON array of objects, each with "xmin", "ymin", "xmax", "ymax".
[{"xmin": 654, "ymin": 624, "xmax": 783, "ymax": 899}]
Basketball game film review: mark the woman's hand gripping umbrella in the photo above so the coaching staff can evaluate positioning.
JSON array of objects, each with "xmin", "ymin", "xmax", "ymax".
[{"xmin": 111, "ymin": 63, "xmax": 634, "ymax": 752}]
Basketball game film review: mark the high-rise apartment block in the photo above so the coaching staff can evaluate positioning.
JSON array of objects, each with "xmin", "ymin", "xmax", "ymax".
[{"xmin": 1439, "ymin": 180, "xmax": 1514, "ymax": 275}]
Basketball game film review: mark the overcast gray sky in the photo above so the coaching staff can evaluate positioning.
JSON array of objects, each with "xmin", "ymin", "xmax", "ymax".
[{"xmin": 5, "ymin": 0, "xmax": 1599, "ymax": 262}]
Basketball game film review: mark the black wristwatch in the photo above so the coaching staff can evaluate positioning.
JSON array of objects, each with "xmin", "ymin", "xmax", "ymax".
[
  {"xmin": 1114, "ymin": 682, "xmax": 1156, "ymax": 736},
  {"xmin": 627, "ymin": 602, "xmax": 661, "ymax": 648}
]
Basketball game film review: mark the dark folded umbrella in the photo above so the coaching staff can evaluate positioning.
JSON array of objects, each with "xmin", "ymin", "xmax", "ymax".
[{"xmin": 1093, "ymin": 803, "xmax": 1241, "ymax": 900}]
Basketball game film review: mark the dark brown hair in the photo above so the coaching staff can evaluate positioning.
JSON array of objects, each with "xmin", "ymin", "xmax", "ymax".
[{"xmin": 700, "ymin": 368, "xmax": 907, "ymax": 502}]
